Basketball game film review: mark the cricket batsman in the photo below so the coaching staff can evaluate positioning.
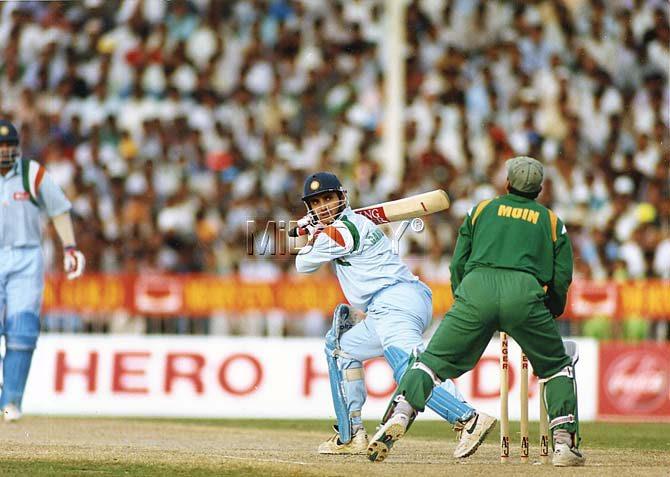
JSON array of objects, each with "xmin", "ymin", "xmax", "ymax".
[
  {"xmin": 294, "ymin": 172, "xmax": 496, "ymax": 457},
  {"xmin": 0, "ymin": 119, "xmax": 85, "ymax": 421},
  {"xmin": 367, "ymin": 156, "xmax": 585, "ymax": 467}
]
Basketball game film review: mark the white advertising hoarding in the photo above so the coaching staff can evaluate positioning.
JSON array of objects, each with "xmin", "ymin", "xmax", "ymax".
[{"xmin": 23, "ymin": 335, "xmax": 598, "ymax": 421}]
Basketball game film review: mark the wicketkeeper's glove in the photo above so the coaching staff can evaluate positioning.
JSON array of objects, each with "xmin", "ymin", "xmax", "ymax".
[{"xmin": 64, "ymin": 246, "xmax": 86, "ymax": 280}]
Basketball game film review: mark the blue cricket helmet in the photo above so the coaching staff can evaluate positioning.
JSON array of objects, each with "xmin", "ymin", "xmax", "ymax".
[
  {"xmin": 0, "ymin": 119, "xmax": 21, "ymax": 167},
  {"xmin": 0, "ymin": 119, "xmax": 19, "ymax": 145},
  {"xmin": 301, "ymin": 171, "xmax": 349, "ymax": 222},
  {"xmin": 301, "ymin": 172, "xmax": 346, "ymax": 202}
]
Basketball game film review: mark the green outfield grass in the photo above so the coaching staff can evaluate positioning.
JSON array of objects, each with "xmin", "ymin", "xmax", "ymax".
[
  {"xmin": 138, "ymin": 417, "xmax": 670, "ymax": 450},
  {"xmin": 1, "ymin": 417, "xmax": 668, "ymax": 476}
]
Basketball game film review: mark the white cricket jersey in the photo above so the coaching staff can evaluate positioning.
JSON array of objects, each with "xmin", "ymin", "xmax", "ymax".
[{"xmin": 295, "ymin": 207, "xmax": 419, "ymax": 311}]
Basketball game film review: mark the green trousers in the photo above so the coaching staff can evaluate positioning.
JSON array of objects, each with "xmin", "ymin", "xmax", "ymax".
[{"xmin": 399, "ymin": 268, "xmax": 580, "ymax": 442}]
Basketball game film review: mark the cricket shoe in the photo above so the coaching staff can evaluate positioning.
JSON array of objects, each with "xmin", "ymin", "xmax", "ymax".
[
  {"xmin": 318, "ymin": 426, "xmax": 368, "ymax": 454},
  {"xmin": 3, "ymin": 404, "xmax": 22, "ymax": 423},
  {"xmin": 367, "ymin": 414, "xmax": 410, "ymax": 463},
  {"xmin": 453, "ymin": 412, "xmax": 497, "ymax": 458},
  {"xmin": 552, "ymin": 429, "xmax": 585, "ymax": 467}
]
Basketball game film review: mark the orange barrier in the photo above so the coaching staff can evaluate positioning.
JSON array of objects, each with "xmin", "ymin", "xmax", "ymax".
[{"xmin": 43, "ymin": 274, "xmax": 670, "ymax": 319}]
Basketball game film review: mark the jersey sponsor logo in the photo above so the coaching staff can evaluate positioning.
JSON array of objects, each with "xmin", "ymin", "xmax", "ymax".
[
  {"xmin": 13, "ymin": 191, "xmax": 30, "ymax": 201},
  {"xmin": 367, "ymin": 228, "xmax": 384, "ymax": 246},
  {"xmin": 497, "ymin": 205, "xmax": 540, "ymax": 224}
]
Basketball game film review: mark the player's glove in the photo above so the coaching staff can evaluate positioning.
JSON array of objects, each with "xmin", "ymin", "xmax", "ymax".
[
  {"xmin": 289, "ymin": 215, "xmax": 323, "ymax": 238},
  {"xmin": 295, "ymin": 215, "xmax": 324, "ymax": 245},
  {"xmin": 64, "ymin": 246, "xmax": 86, "ymax": 280}
]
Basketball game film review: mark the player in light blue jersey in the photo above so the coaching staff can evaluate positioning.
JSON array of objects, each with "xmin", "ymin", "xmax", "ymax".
[
  {"xmin": 294, "ymin": 172, "xmax": 496, "ymax": 457},
  {"xmin": 0, "ymin": 119, "xmax": 86, "ymax": 422}
]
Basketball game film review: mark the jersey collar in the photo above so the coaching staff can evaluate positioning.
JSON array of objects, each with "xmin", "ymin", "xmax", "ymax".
[
  {"xmin": 339, "ymin": 206, "xmax": 354, "ymax": 219},
  {"xmin": 505, "ymin": 193, "xmax": 535, "ymax": 203}
]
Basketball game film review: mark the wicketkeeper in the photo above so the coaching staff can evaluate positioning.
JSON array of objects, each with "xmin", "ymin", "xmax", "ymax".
[
  {"xmin": 0, "ymin": 119, "xmax": 85, "ymax": 421},
  {"xmin": 368, "ymin": 157, "xmax": 585, "ymax": 467},
  {"xmin": 294, "ymin": 172, "xmax": 496, "ymax": 457}
]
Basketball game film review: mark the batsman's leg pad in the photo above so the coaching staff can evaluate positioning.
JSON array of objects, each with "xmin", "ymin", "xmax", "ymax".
[
  {"xmin": 383, "ymin": 345, "xmax": 411, "ymax": 383},
  {"xmin": 0, "ymin": 349, "xmax": 34, "ymax": 409},
  {"xmin": 342, "ymin": 362, "xmax": 365, "ymax": 429},
  {"xmin": 324, "ymin": 304, "xmax": 366, "ymax": 444},
  {"xmin": 0, "ymin": 312, "xmax": 39, "ymax": 410},
  {"xmin": 384, "ymin": 347, "xmax": 473, "ymax": 424},
  {"xmin": 330, "ymin": 304, "xmax": 360, "ymax": 338},
  {"xmin": 3, "ymin": 311, "xmax": 40, "ymax": 351},
  {"xmin": 428, "ymin": 383, "xmax": 476, "ymax": 424},
  {"xmin": 325, "ymin": 345, "xmax": 365, "ymax": 444}
]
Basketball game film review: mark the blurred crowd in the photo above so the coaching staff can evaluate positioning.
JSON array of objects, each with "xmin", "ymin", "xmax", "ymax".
[{"xmin": 0, "ymin": 0, "xmax": 667, "ymax": 337}]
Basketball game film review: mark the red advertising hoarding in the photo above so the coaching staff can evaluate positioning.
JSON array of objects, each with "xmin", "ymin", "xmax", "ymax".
[{"xmin": 598, "ymin": 343, "xmax": 670, "ymax": 421}]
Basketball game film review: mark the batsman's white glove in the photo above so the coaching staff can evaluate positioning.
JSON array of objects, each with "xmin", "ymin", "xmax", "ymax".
[
  {"xmin": 290, "ymin": 215, "xmax": 324, "ymax": 238},
  {"xmin": 289, "ymin": 215, "xmax": 315, "ymax": 238},
  {"xmin": 300, "ymin": 216, "xmax": 324, "ymax": 245},
  {"xmin": 64, "ymin": 247, "xmax": 86, "ymax": 280}
]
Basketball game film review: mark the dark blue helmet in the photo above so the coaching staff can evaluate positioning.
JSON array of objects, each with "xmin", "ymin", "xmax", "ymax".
[
  {"xmin": 301, "ymin": 172, "xmax": 348, "ymax": 221},
  {"xmin": 0, "ymin": 119, "xmax": 20, "ymax": 167},
  {"xmin": 301, "ymin": 172, "xmax": 345, "ymax": 202},
  {"xmin": 0, "ymin": 119, "xmax": 19, "ymax": 145}
]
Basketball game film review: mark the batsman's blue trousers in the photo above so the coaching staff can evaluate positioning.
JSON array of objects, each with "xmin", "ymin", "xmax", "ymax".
[{"xmin": 337, "ymin": 281, "xmax": 475, "ymax": 425}]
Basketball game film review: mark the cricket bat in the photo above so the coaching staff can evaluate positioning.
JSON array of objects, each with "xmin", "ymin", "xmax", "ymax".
[{"xmin": 288, "ymin": 189, "xmax": 450, "ymax": 237}]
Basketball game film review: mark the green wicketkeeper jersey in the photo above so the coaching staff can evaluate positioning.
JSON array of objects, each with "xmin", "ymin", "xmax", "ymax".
[{"xmin": 449, "ymin": 193, "xmax": 573, "ymax": 317}]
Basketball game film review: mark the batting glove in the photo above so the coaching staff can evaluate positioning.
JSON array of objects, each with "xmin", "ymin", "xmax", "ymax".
[
  {"xmin": 299, "ymin": 216, "xmax": 324, "ymax": 245},
  {"xmin": 290, "ymin": 215, "xmax": 323, "ymax": 238},
  {"xmin": 64, "ymin": 246, "xmax": 86, "ymax": 280}
]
